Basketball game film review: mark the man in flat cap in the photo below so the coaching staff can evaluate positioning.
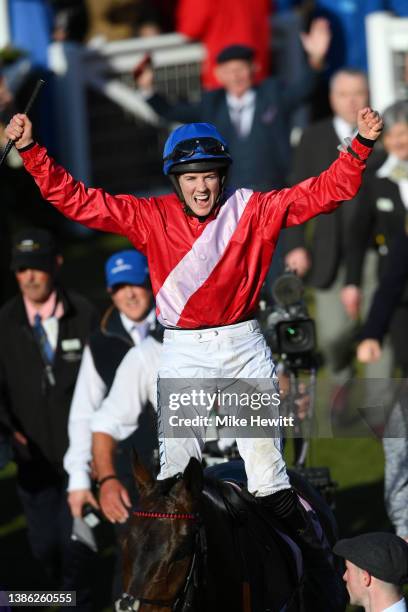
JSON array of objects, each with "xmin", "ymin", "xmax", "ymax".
[
  {"xmin": 334, "ymin": 532, "xmax": 408, "ymax": 611},
  {"xmin": 0, "ymin": 228, "xmax": 98, "ymax": 609},
  {"xmin": 136, "ymin": 22, "xmax": 330, "ymax": 193}
]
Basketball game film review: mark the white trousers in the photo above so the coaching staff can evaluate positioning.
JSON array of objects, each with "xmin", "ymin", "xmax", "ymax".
[{"xmin": 157, "ymin": 320, "xmax": 290, "ymax": 496}]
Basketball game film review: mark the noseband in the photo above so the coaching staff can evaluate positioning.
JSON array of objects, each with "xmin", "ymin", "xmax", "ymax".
[{"xmin": 116, "ymin": 510, "xmax": 206, "ymax": 612}]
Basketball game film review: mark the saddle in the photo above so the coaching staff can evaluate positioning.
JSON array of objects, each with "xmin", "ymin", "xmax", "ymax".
[
  {"xmin": 204, "ymin": 459, "xmax": 338, "ymax": 547},
  {"xmin": 203, "ymin": 462, "xmax": 305, "ymax": 610}
]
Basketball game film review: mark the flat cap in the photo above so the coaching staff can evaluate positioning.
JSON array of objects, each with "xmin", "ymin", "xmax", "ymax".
[
  {"xmin": 334, "ymin": 532, "xmax": 408, "ymax": 585},
  {"xmin": 216, "ymin": 45, "xmax": 254, "ymax": 64}
]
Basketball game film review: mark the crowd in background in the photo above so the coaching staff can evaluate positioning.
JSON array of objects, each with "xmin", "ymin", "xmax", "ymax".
[{"xmin": 1, "ymin": 0, "xmax": 408, "ymax": 610}]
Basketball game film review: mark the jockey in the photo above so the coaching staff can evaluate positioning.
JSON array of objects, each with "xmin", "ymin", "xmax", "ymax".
[{"xmin": 5, "ymin": 111, "xmax": 383, "ymax": 579}]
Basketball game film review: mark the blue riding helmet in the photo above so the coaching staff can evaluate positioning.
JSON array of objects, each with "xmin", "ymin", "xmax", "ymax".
[{"xmin": 163, "ymin": 123, "xmax": 232, "ymax": 175}]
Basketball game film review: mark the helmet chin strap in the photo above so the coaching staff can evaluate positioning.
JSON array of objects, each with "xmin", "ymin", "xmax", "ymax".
[{"xmin": 169, "ymin": 171, "xmax": 229, "ymax": 220}]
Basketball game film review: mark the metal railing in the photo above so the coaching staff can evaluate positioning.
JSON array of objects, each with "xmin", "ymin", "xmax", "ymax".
[{"xmin": 48, "ymin": 34, "xmax": 205, "ymax": 192}]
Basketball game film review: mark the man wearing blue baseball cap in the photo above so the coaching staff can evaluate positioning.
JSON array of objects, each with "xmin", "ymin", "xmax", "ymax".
[
  {"xmin": 64, "ymin": 249, "xmax": 157, "ymax": 596},
  {"xmin": 65, "ymin": 249, "xmax": 154, "ymax": 516},
  {"xmin": 64, "ymin": 249, "xmax": 156, "ymax": 598}
]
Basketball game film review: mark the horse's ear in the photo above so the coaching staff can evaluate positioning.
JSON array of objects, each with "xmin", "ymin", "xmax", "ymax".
[
  {"xmin": 183, "ymin": 457, "xmax": 204, "ymax": 498},
  {"xmin": 132, "ymin": 451, "xmax": 154, "ymax": 494}
]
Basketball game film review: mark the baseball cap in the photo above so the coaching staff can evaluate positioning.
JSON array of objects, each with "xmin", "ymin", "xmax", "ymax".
[
  {"xmin": 334, "ymin": 532, "xmax": 408, "ymax": 585},
  {"xmin": 216, "ymin": 45, "xmax": 254, "ymax": 64},
  {"xmin": 11, "ymin": 228, "xmax": 59, "ymax": 273},
  {"xmin": 105, "ymin": 250, "xmax": 149, "ymax": 289}
]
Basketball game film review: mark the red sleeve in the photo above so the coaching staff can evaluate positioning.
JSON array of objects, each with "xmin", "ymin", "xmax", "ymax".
[
  {"xmin": 20, "ymin": 144, "xmax": 152, "ymax": 252},
  {"xmin": 176, "ymin": 0, "xmax": 211, "ymax": 38},
  {"xmin": 256, "ymin": 138, "xmax": 373, "ymax": 232}
]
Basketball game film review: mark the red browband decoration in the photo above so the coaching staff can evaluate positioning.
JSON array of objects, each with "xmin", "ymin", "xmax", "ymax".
[{"xmin": 133, "ymin": 510, "xmax": 197, "ymax": 520}]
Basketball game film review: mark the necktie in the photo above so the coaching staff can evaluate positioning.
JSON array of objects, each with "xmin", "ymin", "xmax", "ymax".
[
  {"xmin": 230, "ymin": 104, "xmax": 246, "ymax": 138},
  {"xmin": 33, "ymin": 313, "xmax": 55, "ymax": 364},
  {"xmin": 389, "ymin": 163, "xmax": 408, "ymax": 182}
]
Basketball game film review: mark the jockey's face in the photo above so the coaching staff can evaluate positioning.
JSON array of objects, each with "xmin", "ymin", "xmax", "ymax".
[
  {"xmin": 178, "ymin": 170, "xmax": 221, "ymax": 216},
  {"xmin": 109, "ymin": 284, "xmax": 152, "ymax": 322}
]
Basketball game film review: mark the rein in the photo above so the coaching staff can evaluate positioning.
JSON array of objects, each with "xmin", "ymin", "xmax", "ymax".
[
  {"xmin": 116, "ymin": 510, "xmax": 205, "ymax": 612},
  {"xmin": 133, "ymin": 510, "xmax": 197, "ymax": 521}
]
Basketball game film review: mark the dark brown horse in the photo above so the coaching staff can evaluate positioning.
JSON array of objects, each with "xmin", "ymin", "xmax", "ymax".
[{"xmin": 117, "ymin": 457, "xmax": 346, "ymax": 612}]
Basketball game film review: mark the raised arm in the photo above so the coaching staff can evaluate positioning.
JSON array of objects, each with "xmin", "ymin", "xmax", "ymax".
[
  {"xmin": 280, "ymin": 18, "xmax": 331, "ymax": 113},
  {"xmin": 5, "ymin": 114, "xmax": 153, "ymax": 251},
  {"xmin": 258, "ymin": 108, "xmax": 383, "ymax": 230}
]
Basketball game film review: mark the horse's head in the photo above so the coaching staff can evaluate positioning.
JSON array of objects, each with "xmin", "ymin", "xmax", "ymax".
[{"xmin": 119, "ymin": 456, "xmax": 204, "ymax": 612}]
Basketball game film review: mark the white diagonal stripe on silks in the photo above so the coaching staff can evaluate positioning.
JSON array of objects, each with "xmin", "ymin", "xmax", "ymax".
[{"xmin": 156, "ymin": 188, "xmax": 253, "ymax": 327}]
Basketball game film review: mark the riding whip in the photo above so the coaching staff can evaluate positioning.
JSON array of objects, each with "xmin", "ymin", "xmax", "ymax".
[{"xmin": 0, "ymin": 78, "xmax": 45, "ymax": 168}]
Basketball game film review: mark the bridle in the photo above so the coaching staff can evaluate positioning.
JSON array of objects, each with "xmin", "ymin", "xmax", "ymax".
[{"xmin": 116, "ymin": 510, "xmax": 207, "ymax": 612}]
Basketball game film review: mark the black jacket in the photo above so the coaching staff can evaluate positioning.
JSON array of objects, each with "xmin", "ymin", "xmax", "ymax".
[
  {"xmin": 345, "ymin": 176, "xmax": 407, "ymax": 287},
  {"xmin": 88, "ymin": 306, "xmax": 162, "ymax": 478},
  {"xmin": 147, "ymin": 66, "xmax": 319, "ymax": 191},
  {"xmin": 89, "ymin": 306, "xmax": 134, "ymax": 394},
  {"xmin": 361, "ymin": 232, "xmax": 408, "ymax": 343},
  {"xmin": 283, "ymin": 118, "xmax": 384, "ymax": 288},
  {"xmin": 89, "ymin": 306, "xmax": 164, "ymax": 393},
  {"xmin": 0, "ymin": 289, "xmax": 97, "ymax": 488}
]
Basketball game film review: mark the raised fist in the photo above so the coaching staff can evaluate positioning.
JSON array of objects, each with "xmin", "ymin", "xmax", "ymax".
[
  {"xmin": 357, "ymin": 107, "xmax": 383, "ymax": 141},
  {"xmin": 5, "ymin": 113, "xmax": 34, "ymax": 149}
]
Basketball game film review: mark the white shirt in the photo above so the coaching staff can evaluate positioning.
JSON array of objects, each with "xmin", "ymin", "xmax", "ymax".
[
  {"xmin": 91, "ymin": 336, "xmax": 161, "ymax": 440},
  {"xmin": 382, "ymin": 598, "xmax": 407, "ymax": 612},
  {"xmin": 226, "ymin": 89, "xmax": 256, "ymax": 138},
  {"xmin": 63, "ymin": 309, "xmax": 156, "ymax": 491},
  {"xmin": 333, "ymin": 115, "xmax": 356, "ymax": 144},
  {"xmin": 120, "ymin": 310, "xmax": 155, "ymax": 345},
  {"xmin": 376, "ymin": 154, "xmax": 408, "ymax": 211}
]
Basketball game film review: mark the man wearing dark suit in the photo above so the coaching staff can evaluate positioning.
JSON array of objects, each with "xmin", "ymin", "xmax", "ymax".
[
  {"xmin": 136, "ymin": 19, "xmax": 331, "ymax": 192},
  {"xmin": 344, "ymin": 100, "xmax": 408, "ymax": 374},
  {"xmin": 357, "ymin": 232, "xmax": 408, "ymax": 543},
  {"xmin": 283, "ymin": 68, "xmax": 388, "ymax": 388}
]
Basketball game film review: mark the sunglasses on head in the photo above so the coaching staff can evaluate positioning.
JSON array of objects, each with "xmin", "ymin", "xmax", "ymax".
[{"xmin": 164, "ymin": 137, "xmax": 229, "ymax": 162}]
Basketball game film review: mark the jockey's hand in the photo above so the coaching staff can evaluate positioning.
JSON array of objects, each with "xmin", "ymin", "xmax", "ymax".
[
  {"xmin": 357, "ymin": 107, "xmax": 383, "ymax": 141},
  {"xmin": 284, "ymin": 248, "xmax": 311, "ymax": 278},
  {"xmin": 68, "ymin": 489, "xmax": 100, "ymax": 519},
  {"xmin": 357, "ymin": 339, "xmax": 382, "ymax": 363},
  {"xmin": 5, "ymin": 113, "xmax": 34, "ymax": 149},
  {"xmin": 99, "ymin": 478, "xmax": 131, "ymax": 524},
  {"xmin": 341, "ymin": 285, "xmax": 361, "ymax": 320}
]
